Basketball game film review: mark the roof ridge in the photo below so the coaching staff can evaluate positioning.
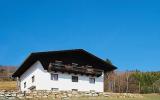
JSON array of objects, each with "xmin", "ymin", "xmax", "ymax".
[{"xmin": 32, "ymin": 49, "xmax": 84, "ymax": 54}]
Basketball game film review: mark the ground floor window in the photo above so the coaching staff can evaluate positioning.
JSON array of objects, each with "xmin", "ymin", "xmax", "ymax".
[
  {"xmin": 29, "ymin": 86, "xmax": 36, "ymax": 91},
  {"xmin": 72, "ymin": 89, "xmax": 78, "ymax": 91},
  {"xmin": 51, "ymin": 88, "xmax": 59, "ymax": 91},
  {"xmin": 90, "ymin": 90, "xmax": 95, "ymax": 92}
]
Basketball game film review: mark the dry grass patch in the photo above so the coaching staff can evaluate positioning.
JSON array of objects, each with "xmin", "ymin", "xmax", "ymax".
[{"xmin": 0, "ymin": 81, "xmax": 17, "ymax": 90}]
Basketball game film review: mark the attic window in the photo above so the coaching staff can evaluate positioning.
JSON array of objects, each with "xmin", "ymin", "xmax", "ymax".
[
  {"xmin": 72, "ymin": 63, "xmax": 78, "ymax": 68},
  {"xmin": 86, "ymin": 65, "xmax": 92, "ymax": 68},
  {"xmin": 55, "ymin": 60, "xmax": 63, "ymax": 66}
]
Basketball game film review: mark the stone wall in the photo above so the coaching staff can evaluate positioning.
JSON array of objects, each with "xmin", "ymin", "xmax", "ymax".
[{"xmin": 0, "ymin": 90, "xmax": 143, "ymax": 100}]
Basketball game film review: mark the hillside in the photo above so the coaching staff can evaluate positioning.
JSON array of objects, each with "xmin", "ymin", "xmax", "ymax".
[{"xmin": 0, "ymin": 66, "xmax": 16, "ymax": 80}]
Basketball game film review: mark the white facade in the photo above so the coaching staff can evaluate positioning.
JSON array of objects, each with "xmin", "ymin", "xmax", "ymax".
[{"xmin": 20, "ymin": 61, "xmax": 104, "ymax": 92}]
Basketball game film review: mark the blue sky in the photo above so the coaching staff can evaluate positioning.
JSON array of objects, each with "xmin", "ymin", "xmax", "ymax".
[{"xmin": 0, "ymin": 0, "xmax": 160, "ymax": 71}]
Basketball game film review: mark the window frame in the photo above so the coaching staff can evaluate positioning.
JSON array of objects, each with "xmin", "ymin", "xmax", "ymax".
[
  {"xmin": 72, "ymin": 76, "xmax": 78, "ymax": 82},
  {"xmin": 51, "ymin": 88, "xmax": 59, "ymax": 91},
  {"xmin": 89, "ymin": 77, "xmax": 95, "ymax": 84},
  {"xmin": 32, "ymin": 75, "xmax": 35, "ymax": 83},
  {"xmin": 72, "ymin": 89, "xmax": 78, "ymax": 91},
  {"xmin": 24, "ymin": 82, "xmax": 26, "ymax": 88},
  {"xmin": 51, "ymin": 73, "xmax": 58, "ymax": 81}
]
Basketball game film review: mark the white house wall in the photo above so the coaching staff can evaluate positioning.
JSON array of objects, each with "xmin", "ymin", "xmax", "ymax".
[
  {"xmin": 20, "ymin": 61, "xmax": 41, "ymax": 92},
  {"xmin": 20, "ymin": 61, "xmax": 104, "ymax": 92}
]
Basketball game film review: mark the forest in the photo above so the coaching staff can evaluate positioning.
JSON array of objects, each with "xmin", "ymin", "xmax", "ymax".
[{"xmin": 105, "ymin": 70, "xmax": 160, "ymax": 93}]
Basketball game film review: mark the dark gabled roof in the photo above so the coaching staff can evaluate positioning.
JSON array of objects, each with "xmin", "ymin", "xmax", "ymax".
[{"xmin": 12, "ymin": 49, "xmax": 117, "ymax": 77}]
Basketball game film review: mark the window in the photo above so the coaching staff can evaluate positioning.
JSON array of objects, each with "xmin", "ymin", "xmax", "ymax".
[
  {"xmin": 72, "ymin": 89, "xmax": 78, "ymax": 91},
  {"xmin": 72, "ymin": 76, "xmax": 78, "ymax": 82},
  {"xmin": 51, "ymin": 88, "xmax": 59, "ymax": 91},
  {"xmin": 90, "ymin": 90, "xmax": 95, "ymax": 92},
  {"xmin": 51, "ymin": 74, "xmax": 58, "ymax": 81},
  {"xmin": 55, "ymin": 60, "xmax": 63, "ymax": 66},
  {"xmin": 24, "ymin": 82, "xmax": 26, "ymax": 88},
  {"xmin": 29, "ymin": 86, "xmax": 36, "ymax": 91},
  {"xmin": 89, "ymin": 78, "xmax": 95, "ymax": 84},
  {"xmin": 32, "ymin": 75, "xmax": 35, "ymax": 83}
]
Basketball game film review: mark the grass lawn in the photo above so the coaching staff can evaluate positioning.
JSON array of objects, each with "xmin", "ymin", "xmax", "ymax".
[
  {"xmin": 70, "ymin": 94, "xmax": 160, "ymax": 100},
  {"xmin": 0, "ymin": 81, "xmax": 159, "ymax": 100},
  {"xmin": 0, "ymin": 81, "xmax": 17, "ymax": 90}
]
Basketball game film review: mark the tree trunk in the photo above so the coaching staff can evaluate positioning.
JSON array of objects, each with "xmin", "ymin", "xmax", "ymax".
[
  {"xmin": 139, "ymin": 82, "xmax": 141, "ymax": 93},
  {"xmin": 126, "ymin": 72, "xmax": 129, "ymax": 93}
]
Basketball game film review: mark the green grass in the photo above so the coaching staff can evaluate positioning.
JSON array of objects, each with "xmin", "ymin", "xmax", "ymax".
[
  {"xmin": 142, "ymin": 94, "xmax": 160, "ymax": 100},
  {"xmin": 70, "ymin": 94, "xmax": 160, "ymax": 100}
]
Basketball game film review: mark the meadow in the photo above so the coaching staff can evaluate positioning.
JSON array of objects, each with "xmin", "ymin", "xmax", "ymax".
[
  {"xmin": 0, "ymin": 81, "xmax": 159, "ymax": 100},
  {"xmin": 0, "ymin": 81, "xmax": 16, "ymax": 90},
  {"xmin": 70, "ymin": 94, "xmax": 160, "ymax": 100}
]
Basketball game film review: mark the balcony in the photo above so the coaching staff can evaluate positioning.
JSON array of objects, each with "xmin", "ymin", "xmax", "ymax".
[{"xmin": 48, "ymin": 61, "xmax": 102, "ymax": 77}]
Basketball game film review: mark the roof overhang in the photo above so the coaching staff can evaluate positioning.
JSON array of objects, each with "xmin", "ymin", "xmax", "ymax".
[{"xmin": 12, "ymin": 49, "xmax": 117, "ymax": 77}]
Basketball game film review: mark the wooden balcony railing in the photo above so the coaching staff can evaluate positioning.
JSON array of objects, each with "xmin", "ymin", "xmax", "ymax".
[{"xmin": 48, "ymin": 62, "xmax": 102, "ymax": 77}]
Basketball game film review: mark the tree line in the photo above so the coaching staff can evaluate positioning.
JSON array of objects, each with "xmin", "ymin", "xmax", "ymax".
[{"xmin": 104, "ymin": 70, "xmax": 160, "ymax": 93}]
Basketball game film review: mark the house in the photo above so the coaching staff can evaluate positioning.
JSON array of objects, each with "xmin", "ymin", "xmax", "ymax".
[{"xmin": 12, "ymin": 49, "xmax": 117, "ymax": 92}]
